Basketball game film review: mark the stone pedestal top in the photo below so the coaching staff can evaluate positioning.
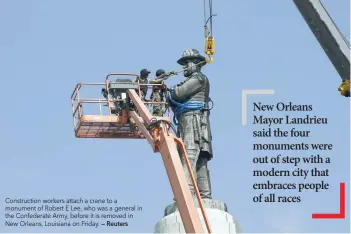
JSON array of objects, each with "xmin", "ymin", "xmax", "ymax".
[{"xmin": 164, "ymin": 198, "xmax": 228, "ymax": 216}]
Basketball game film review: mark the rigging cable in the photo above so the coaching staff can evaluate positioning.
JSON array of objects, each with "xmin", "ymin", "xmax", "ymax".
[
  {"xmin": 209, "ymin": 0, "xmax": 213, "ymax": 36},
  {"xmin": 203, "ymin": 0, "xmax": 216, "ymax": 63},
  {"xmin": 148, "ymin": 0, "xmax": 217, "ymax": 82}
]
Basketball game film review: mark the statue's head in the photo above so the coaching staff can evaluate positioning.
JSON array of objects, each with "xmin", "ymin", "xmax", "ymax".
[{"xmin": 177, "ymin": 49, "xmax": 206, "ymax": 77}]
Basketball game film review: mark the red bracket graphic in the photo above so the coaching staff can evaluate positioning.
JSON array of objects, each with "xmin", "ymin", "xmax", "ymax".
[{"xmin": 312, "ymin": 182, "xmax": 345, "ymax": 219}]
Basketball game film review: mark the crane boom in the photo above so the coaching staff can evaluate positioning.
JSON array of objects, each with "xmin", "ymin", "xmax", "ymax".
[{"xmin": 292, "ymin": 0, "xmax": 350, "ymax": 93}]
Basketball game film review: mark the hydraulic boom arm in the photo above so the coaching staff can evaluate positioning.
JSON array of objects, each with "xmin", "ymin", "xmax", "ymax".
[
  {"xmin": 70, "ymin": 76, "xmax": 211, "ymax": 233},
  {"xmin": 127, "ymin": 89, "xmax": 211, "ymax": 233}
]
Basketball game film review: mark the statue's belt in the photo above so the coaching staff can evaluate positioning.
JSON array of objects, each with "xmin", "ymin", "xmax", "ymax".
[{"xmin": 177, "ymin": 107, "xmax": 209, "ymax": 117}]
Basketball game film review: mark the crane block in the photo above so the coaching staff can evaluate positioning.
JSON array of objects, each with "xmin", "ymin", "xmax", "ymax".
[{"xmin": 339, "ymin": 80, "xmax": 350, "ymax": 97}]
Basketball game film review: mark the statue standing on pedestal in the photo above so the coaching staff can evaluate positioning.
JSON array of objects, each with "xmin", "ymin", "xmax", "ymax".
[{"xmin": 167, "ymin": 49, "xmax": 213, "ymax": 199}]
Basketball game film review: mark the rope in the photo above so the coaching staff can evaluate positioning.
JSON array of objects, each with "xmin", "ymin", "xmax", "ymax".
[
  {"xmin": 209, "ymin": 0, "xmax": 213, "ymax": 36},
  {"xmin": 149, "ymin": 1, "xmax": 215, "ymax": 83},
  {"xmin": 204, "ymin": 0, "xmax": 216, "ymax": 36},
  {"xmin": 167, "ymin": 91, "xmax": 205, "ymax": 125},
  {"xmin": 203, "ymin": 0, "xmax": 207, "ymax": 26},
  {"xmin": 174, "ymin": 137, "xmax": 212, "ymax": 234},
  {"xmin": 146, "ymin": 1, "xmax": 215, "ymax": 84},
  {"xmin": 146, "ymin": 117, "xmax": 179, "ymax": 137}
]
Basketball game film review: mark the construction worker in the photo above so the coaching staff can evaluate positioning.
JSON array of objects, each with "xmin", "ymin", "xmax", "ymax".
[
  {"xmin": 137, "ymin": 68, "xmax": 150, "ymax": 100},
  {"xmin": 150, "ymin": 69, "xmax": 167, "ymax": 116},
  {"xmin": 167, "ymin": 49, "xmax": 212, "ymax": 199}
]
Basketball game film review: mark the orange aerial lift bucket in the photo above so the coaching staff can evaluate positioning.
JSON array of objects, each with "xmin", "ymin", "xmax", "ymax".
[
  {"xmin": 70, "ymin": 73, "xmax": 212, "ymax": 233},
  {"xmin": 70, "ymin": 73, "xmax": 169, "ymax": 139}
]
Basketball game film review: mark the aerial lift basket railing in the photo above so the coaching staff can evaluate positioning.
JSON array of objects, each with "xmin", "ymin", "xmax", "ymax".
[
  {"xmin": 70, "ymin": 73, "xmax": 212, "ymax": 233},
  {"xmin": 71, "ymin": 73, "xmax": 170, "ymax": 139}
]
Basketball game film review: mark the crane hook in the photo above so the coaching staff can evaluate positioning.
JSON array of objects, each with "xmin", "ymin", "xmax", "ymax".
[
  {"xmin": 204, "ymin": 26, "xmax": 215, "ymax": 64},
  {"xmin": 338, "ymin": 79, "xmax": 350, "ymax": 97}
]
